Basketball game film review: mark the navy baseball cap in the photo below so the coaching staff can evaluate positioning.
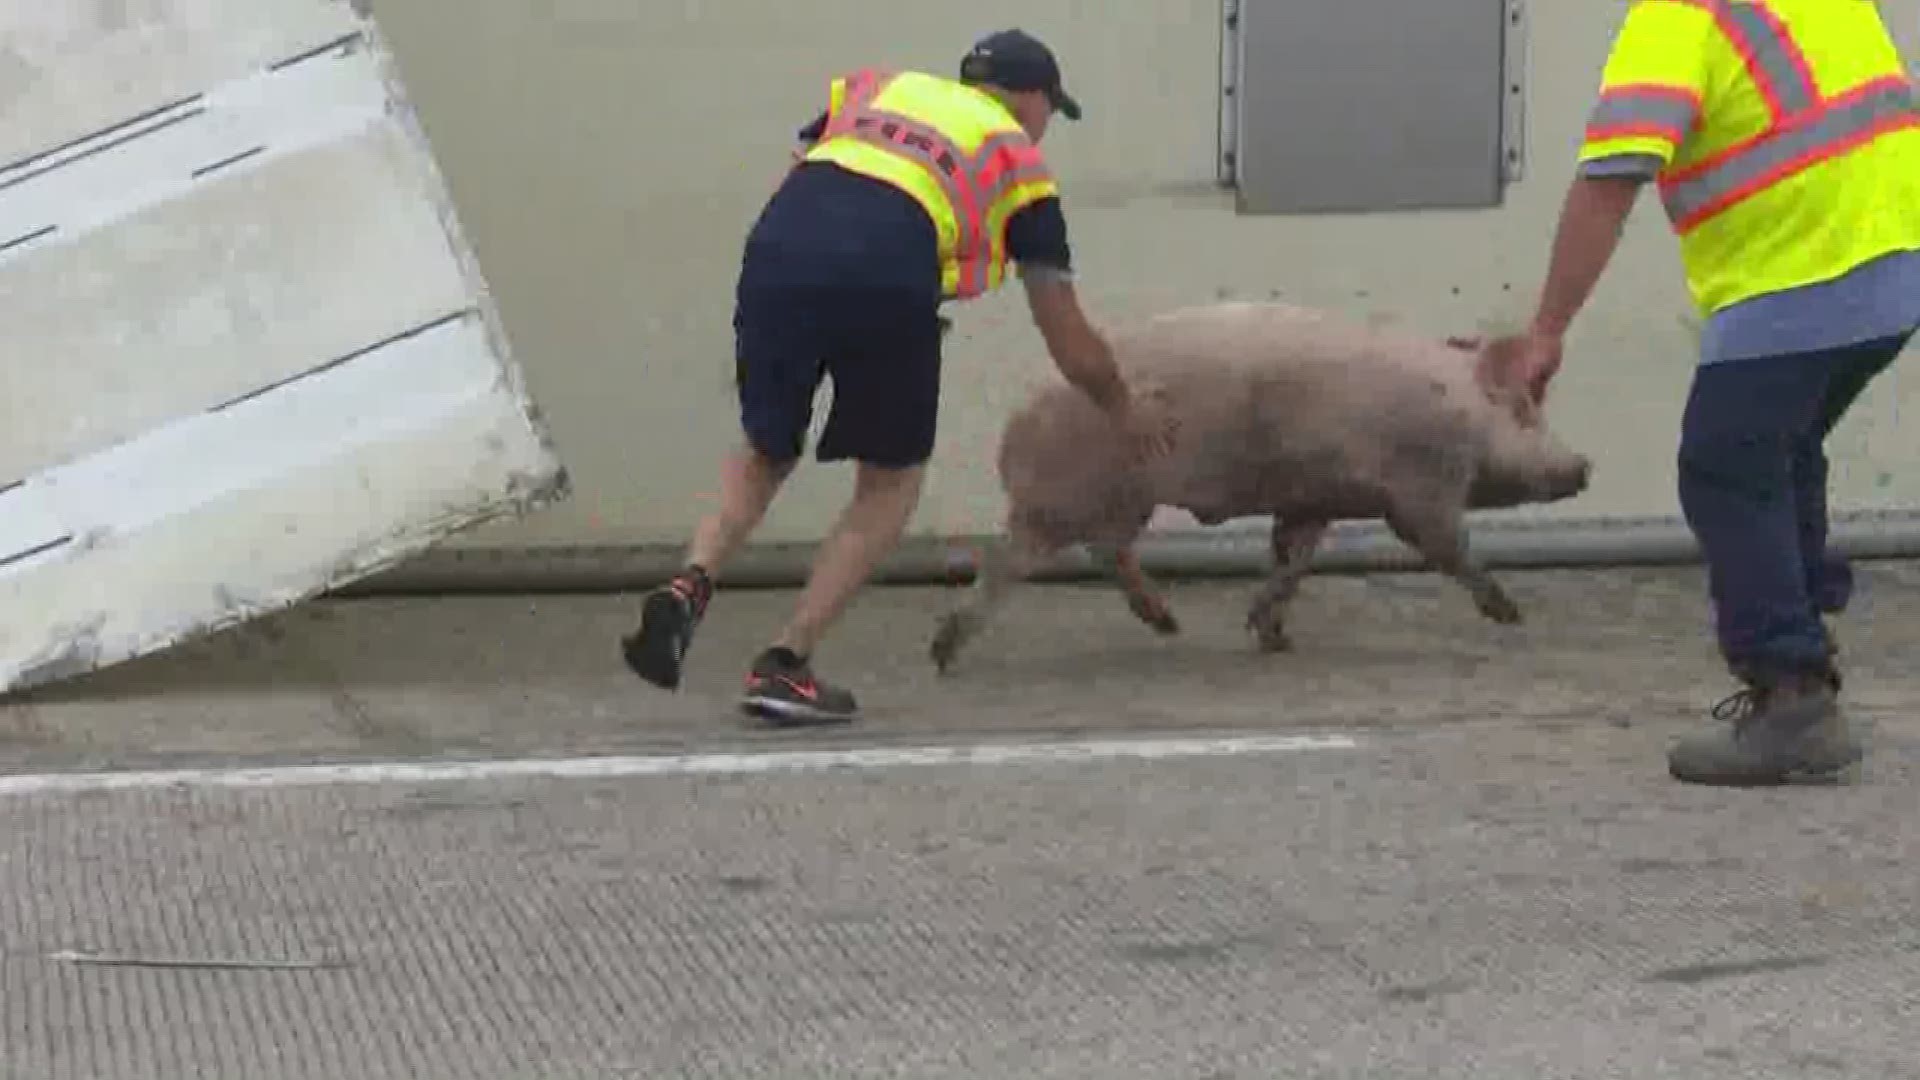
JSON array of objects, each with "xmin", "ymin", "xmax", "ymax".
[{"xmin": 959, "ymin": 29, "xmax": 1082, "ymax": 120}]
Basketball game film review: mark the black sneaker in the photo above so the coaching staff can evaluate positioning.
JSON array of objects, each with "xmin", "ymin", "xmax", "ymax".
[
  {"xmin": 621, "ymin": 571, "xmax": 709, "ymax": 690},
  {"xmin": 740, "ymin": 647, "xmax": 859, "ymax": 726}
]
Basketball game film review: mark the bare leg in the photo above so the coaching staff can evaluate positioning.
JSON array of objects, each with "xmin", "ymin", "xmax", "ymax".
[
  {"xmin": 1090, "ymin": 542, "xmax": 1180, "ymax": 634},
  {"xmin": 773, "ymin": 461, "xmax": 926, "ymax": 658},
  {"xmin": 930, "ymin": 523, "xmax": 1059, "ymax": 674},
  {"xmin": 686, "ymin": 442, "xmax": 795, "ymax": 576},
  {"xmin": 1246, "ymin": 518, "xmax": 1327, "ymax": 652},
  {"xmin": 1384, "ymin": 500, "xmax": 1521, "ymax": 624},
  {"xmin": 623, "ymin": 442, "xmax": 796, "ymax": 691}
]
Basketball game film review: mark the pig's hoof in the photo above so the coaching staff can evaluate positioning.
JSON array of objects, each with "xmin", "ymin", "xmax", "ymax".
[
  {"xmin": 930, "ymin": 611, "xmax": 978, "ymax": 674},
  {"xmin": 1127, "ymin": 596, "xmax": 1181, "ymax": 635},
  {"xmin": 1478, "ymin": 592, "xmax": 1523, "ymax": 625},
  {"xmin": 929, "ymin": 617, "xmax": 963, "ymax": 674},
  {"xmin": 1252, "ymin": 623, "xmax": 1293, "ymax": 653},
  {"xmin": 1246, "ymin": 607, "xmax": 1293, "ymax": 652}
]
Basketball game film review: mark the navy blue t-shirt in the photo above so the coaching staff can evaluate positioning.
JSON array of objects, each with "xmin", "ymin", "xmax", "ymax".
[{"xmin": 744, "ymin": 110, "xmax": 1073, "ymax": 300}]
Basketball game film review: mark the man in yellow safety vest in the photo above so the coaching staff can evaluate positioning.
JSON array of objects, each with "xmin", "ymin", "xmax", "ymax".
[
  {"xmin": 1485, "ymin": 0, "xmax": 1920, "ymax": 785},
  {"xmin": 620, "ymin": 30, "xmax": 1176, "ymax": 726}
]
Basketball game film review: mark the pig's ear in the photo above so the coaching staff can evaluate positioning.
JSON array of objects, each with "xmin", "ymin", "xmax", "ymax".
[
  {"xmin": 1473, "ymin": 335, "xmax": 1527, "ymax": 387},
  {"xmin": 1507, "ymin": 384, "xmax": 1544, "ymax": 429},
  {"xmin": 1472, "ymin": 336, "xmax": 1544, "ymax": 427},
  {"xmin": 1471, "ymin": 337, "xmax": 1510, "ymax": 392}
]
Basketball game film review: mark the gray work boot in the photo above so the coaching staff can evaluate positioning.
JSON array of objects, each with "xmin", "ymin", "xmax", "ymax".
[{"xmin": 1668, "ymin": 672, "xmax": 1861, "ymax": 786}]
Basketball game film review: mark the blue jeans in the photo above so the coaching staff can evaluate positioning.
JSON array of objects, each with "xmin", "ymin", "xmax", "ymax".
[{"xmin": 1677, "ymin": 331, "xmax": 1911, "ymax": 681}]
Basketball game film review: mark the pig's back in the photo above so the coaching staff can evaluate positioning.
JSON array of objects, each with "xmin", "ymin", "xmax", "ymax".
[
  {"xmin": 995, "ymin": 300, "xmax": 1488, "ymax": 531},
  {"xmin": 1115, "ymin": 301, "xmax": 1492, "ymax": 507},
  {"xmin": 1116, "ymin": 301, "xmax": 1459, "ymax": 386},
  {"xmin": 1115, "ymin": 301, "xmax": 1480, "ymax": 445}
]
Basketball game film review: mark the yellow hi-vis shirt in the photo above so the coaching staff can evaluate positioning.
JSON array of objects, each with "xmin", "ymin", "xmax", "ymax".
[{"xmin": 1576, "ymin": 0, "xmax": 1920, "ymax": 362}]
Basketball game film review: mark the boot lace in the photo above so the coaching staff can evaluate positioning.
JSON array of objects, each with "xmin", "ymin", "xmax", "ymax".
[{"xmin": 1711, "ymin": 687, "xmax": 1767, "ymax": 724}]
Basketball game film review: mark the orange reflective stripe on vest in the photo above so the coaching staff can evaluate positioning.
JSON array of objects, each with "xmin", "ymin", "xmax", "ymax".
[
  {"xmin": 970, "ymin": 130, "xmax": 1055, "ymax": 276},
  {"xmin": 1655, "ymin": 2, "xmax": 1920, "ymax": 234},
  {"xmin": 971, "ymin": 130, "xmax": 1055, "ymax": 191},
  {"xmin": 820, "ymin": 73, "xmax": 988, "ymax": 292},
  {"xmin": 811, "ymin": 69, "xmax": 1056, "ymax": 299}
]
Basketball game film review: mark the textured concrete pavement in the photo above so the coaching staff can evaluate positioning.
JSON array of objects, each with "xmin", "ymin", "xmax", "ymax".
[
  {"xmin": 20, "ymin": 559, "xmax": 1920, "ymax": 773},
  {"xmin": 5, "ymin": 563, "xmax": 1920, "ymax": 1077}
]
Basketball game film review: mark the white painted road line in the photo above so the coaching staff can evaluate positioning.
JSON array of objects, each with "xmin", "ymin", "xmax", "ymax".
[{"xmin": 0, "ymin": 734, "xmax": 1362, "ymax": 797}]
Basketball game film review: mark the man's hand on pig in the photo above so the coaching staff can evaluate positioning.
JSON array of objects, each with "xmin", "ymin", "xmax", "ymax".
[
  {"xmin": 1109, "ymin": 389, "xmax": 1178, "ymax": 462},
  {"xmin": 1473, "ymin": 331, "xmax": 1563, "ymax": 405}
]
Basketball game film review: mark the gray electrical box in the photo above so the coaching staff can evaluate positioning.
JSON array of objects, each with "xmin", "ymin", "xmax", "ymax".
[{"xmin": 1218, "ymin": 0, "xmax": 1527, "ymax": 214}]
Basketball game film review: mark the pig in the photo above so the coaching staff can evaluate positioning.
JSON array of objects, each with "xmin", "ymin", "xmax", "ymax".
[{"xmin": 928, "ymin": 299, "xmax": 1592, "ymax": 673}]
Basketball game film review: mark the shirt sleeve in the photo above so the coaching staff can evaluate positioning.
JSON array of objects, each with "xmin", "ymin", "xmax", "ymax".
[
  {"xmin": 1576, "ymin": 0, "xmax": 1715, "ymax": 180},
  {"xmin": 796, "ymin": 110, "xmax": 827, "ymax": 144},
  {"xmin": 1004, "ymin": 196, "xmax": 1073, "ymax": 278}
]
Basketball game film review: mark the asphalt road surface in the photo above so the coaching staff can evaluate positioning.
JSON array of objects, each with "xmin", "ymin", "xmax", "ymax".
[{"xmin": 5, "ymin": 563, "xmax": 1920, "ymax": 1078}]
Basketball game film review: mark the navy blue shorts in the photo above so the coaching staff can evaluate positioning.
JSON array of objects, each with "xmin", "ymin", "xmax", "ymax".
[{"xmin": 732, "ymin": 260, "xmax": 945, "ymax": 470}]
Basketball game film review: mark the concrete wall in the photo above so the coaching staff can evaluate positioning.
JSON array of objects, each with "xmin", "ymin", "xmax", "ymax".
[{"xmin": 366, "ymin": 0, "xmax": 1920, "ymax": 558}]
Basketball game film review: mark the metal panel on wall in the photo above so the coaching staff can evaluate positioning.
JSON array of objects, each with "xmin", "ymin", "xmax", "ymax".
[{"xmin": 1223, "ymin": 0, "xmax": 1523, "ymax": 214}]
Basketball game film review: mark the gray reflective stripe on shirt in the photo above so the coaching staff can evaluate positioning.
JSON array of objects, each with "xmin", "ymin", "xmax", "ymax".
[
  {"xmin": 1017, "ymin": 263, "xmax": 1074, "ymax": 283},
  {"xmin": 1721, "ymin": 3, "xmax": 1819, "ymax": 116},
  {"xmin": 1660, "ymin": 80, "xmax": 1920, "ymax": 225},
  {"xmin": 1578, "ymin": 152, "xmax": 1666, "ymax": 179},
  {"xmin": 1586, "ymin": 89, "xmax": 1699, "ymax": 140}
]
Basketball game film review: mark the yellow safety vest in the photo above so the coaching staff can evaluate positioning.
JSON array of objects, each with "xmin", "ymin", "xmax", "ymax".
[
  {"xmin": 802, "ymin": 68, "xmax": 1061, "ymax": 301},
  {"xmin": 1579, "ymin": 0, "xmax": 1920, "ymax": 316}
]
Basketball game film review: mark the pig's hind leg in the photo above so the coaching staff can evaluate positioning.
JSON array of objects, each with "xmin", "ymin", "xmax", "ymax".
[
  {"xmin": 930, "ymin": 522, "xmax": 1061, "ymax": 674},
  {"xmin": 1382, "ymin": 494, "xmax": 1522, "ymax": 625},
  {"xmin": 1246, "ymin": 518, "xmax": 1328, "ymax": 651},
  {"xmin": 1089, "ymin": 542, "xmax": 1180, "ymax": 635}
]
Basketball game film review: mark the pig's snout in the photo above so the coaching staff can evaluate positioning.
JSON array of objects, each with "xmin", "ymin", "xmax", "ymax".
[{"xmin": 1545, "ymin": 450, "xmax": 1593, "ymax": 502}]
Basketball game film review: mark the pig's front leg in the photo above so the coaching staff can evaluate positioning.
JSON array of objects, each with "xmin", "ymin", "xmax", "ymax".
[
  {"xmin": 1382, "ymin": 498, "xmax": 1522, "ymax": 625},
  {"xmin": 1090, "ymin": 542, "xmax": 1180, "ymax": 635},
  {"xmin": 1246, "ymin": 518, "xmax": 1327, "ymax": 651},
  {"xmin": 930, "ymin": 529, "xmax": 1057, "ymax": 674}
]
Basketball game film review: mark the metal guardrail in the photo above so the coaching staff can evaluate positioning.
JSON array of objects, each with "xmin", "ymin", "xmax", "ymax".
[{"xmin": 336, "ymin": 509, "xmax": 1920, "ymax": 595}]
